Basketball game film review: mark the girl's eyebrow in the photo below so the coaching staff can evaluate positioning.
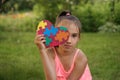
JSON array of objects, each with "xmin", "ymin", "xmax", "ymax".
[
  {"xmin": 72, "ymin": 33, "xmax": 78, "ymax": 34},
  {"xmin": 71, "ymin": 33, "xmax": 79, "ymax": 36}
]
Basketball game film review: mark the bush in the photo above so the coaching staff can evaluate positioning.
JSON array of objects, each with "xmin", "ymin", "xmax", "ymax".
[
  {"xmin": 73, "ymin": 3, "xmax": 109, "ymax": 32},
  {"xmin": 98, "ymin": 22, "xmax": 120, "ymax": 33},
  {"xmin": 33, "ymin": 1, "xmax": 63, "ymax": 23},
  {"xmin": 33, "ymin": 1, "xmax": 120, "ymax": 32},
  {"xmin": 114, "ymin": 2, "xmax": 120, "ymax": 25}
]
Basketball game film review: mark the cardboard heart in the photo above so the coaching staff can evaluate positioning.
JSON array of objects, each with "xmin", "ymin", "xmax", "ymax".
[{"xmin": 36, "ymin": 20, "xmax": 69, "ymax": 48}]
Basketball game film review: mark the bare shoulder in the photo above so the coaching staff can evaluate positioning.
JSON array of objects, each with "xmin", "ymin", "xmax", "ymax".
[
  {"xmin": 68, "ymin": 49, "xmax": 88, "ymax": 79},
  {"xmin": 75, "ymin": 49, "xmax": 88, "ymax": 65}
]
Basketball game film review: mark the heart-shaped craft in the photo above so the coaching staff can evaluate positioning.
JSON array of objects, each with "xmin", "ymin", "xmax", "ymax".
[{"xmin": 36, "ymin": 20, "xmax": 69, "ymax": 48}]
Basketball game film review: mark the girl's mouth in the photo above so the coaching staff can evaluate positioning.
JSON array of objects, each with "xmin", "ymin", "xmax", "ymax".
[{"xmin": 64, "ymin": 44, "xmax": 72, "ymax": 48}]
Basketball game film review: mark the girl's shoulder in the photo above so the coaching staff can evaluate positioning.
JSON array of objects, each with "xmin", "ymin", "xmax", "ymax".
[{"xmin": 75, "ymin": 48, "xmax": 88, "ymax": 64}]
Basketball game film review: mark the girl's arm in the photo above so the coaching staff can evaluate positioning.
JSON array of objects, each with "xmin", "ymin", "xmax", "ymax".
[
  {"xmin": 40, "ymin": 49, "xmax": 56, "ymax": 80},
  {"xmin": 34, "ymin": 34, "xmax": 56, "ymax": 80},
  {"xmin": 67, "ymin": 50, "xmax": 87, "ymax": 80}
]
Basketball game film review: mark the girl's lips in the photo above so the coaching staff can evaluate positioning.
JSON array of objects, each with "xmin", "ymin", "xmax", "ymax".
[{"xmin": 64, "ymin": 44, "xmax": 72, "ymax": 48}]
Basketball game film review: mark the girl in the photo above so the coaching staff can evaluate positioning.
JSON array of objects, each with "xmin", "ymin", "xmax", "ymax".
[{"xmin": 34, "ymin": 10, "xmax": 92, "ymax": 80}]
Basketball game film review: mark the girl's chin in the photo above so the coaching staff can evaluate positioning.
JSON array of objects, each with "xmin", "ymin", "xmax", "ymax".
[
  {"xmin": 63, "ymin": 47, "xmax": 73, "ymax": 51},
  {"xmin": 57, "ymin": 45, "xmax": 73, "ymax": 51}
]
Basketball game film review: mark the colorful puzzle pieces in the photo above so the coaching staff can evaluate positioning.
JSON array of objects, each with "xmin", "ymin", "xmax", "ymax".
[{"xmin": 36, "ymin": 20, "xmax": 69, "ymax": 48}]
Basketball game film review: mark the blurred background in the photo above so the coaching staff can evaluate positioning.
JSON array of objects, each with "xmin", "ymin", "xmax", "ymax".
[{"xmin": 0, "ymin": 0, "xmax": 120, "ymax": 80}]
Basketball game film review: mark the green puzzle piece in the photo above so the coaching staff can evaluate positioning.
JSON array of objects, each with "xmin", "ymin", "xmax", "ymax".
[
  {"xmin": 45, "ymin": 37, "xmax": 52, "ymax": 46},
  {"xmin": 59, "ymin": 26, "xmax": 67, "ymax": 31}
]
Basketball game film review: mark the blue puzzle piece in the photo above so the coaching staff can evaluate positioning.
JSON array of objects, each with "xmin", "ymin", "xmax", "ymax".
[
  {"xmin": 44, "ymin": 25, "xmax": 58, "ymax": 37},
  {"xmin": 44, "ymin": 28, "xmax": 50, "ymax": 36},
  {"xmin": 51, "ymin": 26, "xmax": 58, "ymax": 35}
]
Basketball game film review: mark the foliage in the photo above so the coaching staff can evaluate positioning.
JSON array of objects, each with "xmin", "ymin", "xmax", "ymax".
[
  {"xmin": 33, "ymin": 0, "xmax": 120, "ymax": 32},
  {"xmin": 0, "ymin": 0, "xmax": 35, "ymax": 13},
  {"xmin": 98, "ymin": 22, "xmax": 120, "ymax": 33},
  {"xmin": 72, "ymin": 3, "xmax": 109, "ymax": 32},
  {"xmin": 114, "ymin": 2, "xmax": 120, "ymax": 25},
  {"xmin": 33, "ymin": 0, "xmax": 73, "ymax": 23}
]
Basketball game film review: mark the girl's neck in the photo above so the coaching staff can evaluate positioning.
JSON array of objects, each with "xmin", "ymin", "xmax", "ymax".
[{"xmin": 55, "ymin": 47, "xmax": 76, "ymax": 57}]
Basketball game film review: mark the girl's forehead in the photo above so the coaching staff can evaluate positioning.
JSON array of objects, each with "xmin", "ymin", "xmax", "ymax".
[
  {"xmin": 56, "ymin": 19, "xmax": 73, "ymax": 27},
  {"xmin": 57, "ymin": 19, "xmax": 79, "ymax": 33}
]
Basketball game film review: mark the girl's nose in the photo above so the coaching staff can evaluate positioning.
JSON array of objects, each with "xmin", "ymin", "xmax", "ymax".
[{"xmin": 67, "ymin": 37, "xmax": 71, "ymax": 44}]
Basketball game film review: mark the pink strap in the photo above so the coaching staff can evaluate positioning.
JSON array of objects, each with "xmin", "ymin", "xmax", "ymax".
[{"xmin": 69, "ymin": 49, "xmax": 79, "ymax": 73}]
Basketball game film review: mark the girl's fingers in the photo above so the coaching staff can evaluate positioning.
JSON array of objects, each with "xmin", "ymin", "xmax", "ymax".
[
  {"xmin": 34, "ymin": 34, "xmax": 47, "ymax": 49},
  {"xmin": 38, "ymin": 36, "xmax": 45, "ymax": 41},
  {"xmin": 36, "ymin": 34, "xmax": 45, "ymax": 40},
  {"xmin": 36, "ymin": 34, "xmax": 44, "ymax": 38},
  {"xmin": 35, "ymin": 34, "xmax": 46, "ymax": 45},
  {"xmin": 41, "ymin": 39, "xmax": 46, "ymax": 43}
]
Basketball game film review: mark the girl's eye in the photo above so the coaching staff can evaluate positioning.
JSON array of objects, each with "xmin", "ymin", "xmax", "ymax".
[{"xmin": 72, "ymin": 33, "xmax": 78, "ymax": 37}]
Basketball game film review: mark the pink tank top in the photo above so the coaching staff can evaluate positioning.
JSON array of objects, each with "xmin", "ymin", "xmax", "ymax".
[{"xmin": 54, "ymin": 48, "xmax": 92, "ymax": 80}]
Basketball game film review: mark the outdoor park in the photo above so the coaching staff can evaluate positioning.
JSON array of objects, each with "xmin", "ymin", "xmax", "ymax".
[{"xmin": 0, "ymin": 0, "xmax": 120, "ymax": 80}]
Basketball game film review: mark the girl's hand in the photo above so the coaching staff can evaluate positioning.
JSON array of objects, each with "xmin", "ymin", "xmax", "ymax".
[{"xmin": 34, "ymin": 34, "xmax": 46, "ymax": 50}]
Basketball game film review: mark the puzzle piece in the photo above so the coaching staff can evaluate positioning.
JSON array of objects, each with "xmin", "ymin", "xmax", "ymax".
[
  {"xmin": 37, "ymin": 27, "xmax": 44, "ymax": 34},
  {"xmin": 37, "ymin": 21, "xmax": 47, "ymax": 30},
  {"xmin": 44, "ymin": 20, "xmax": 52, "ymax": 29},
  {"xmin": 55, "ymin": 30, "xmax": 69, "ymax": 42},
  {"xmin": 59, "ymin": 26, "xmax": 68, "ymax": 31},
  {"xmin": 49, "ymin": 41, "xmax": 59, "ymax": 47},
  {"xmin": 44, "ymin": 26, "xmax": 58, "ymax": 37},
  {"xmin": 45, "ymin": 36, "xmax": 52, "ymax": 46}
]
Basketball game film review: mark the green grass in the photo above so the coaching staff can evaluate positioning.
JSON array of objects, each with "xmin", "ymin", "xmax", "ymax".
[
  {"xmin": 79, "ymin": 33, "xmax": 120, "ymax": 80},
  {"xmin": 0, "ymin": 31, "xmax": 120, "ymax": 80},
  {"xmin": 0, "ymin": 31, "xmax": 45, "ymax": 80}
]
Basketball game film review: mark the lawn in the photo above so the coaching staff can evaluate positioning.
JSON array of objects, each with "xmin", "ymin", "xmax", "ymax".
[
  {"xmin": 0, "ymin": 31, "xmax": 120, "ymax": 80},
  {"xmin": 79, "ymin": 33, "xmax": 120, "ymax": 80}
]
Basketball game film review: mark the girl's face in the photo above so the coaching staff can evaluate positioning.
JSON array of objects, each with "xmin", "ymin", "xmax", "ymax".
[{"xmin": 56, "ymin": 20, "xmax": 80, "ymax": 52}]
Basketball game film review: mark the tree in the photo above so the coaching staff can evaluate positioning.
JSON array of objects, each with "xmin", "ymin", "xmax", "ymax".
[
  {"xmin": 0, "ymin": 0, "xmax": 35, "ymax": 13},
  {"xmin": 109, "ymin": 0, "xmax": 115, "ymax": 22},
  {"xmin": 33, "ymin": 0, "xmax": 78, "ymax": 23}
]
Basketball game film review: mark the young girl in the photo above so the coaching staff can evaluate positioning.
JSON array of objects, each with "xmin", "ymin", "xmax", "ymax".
[{"xmin": 34, "ymin": 10, "xmax": 92, "ymax": 80}]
